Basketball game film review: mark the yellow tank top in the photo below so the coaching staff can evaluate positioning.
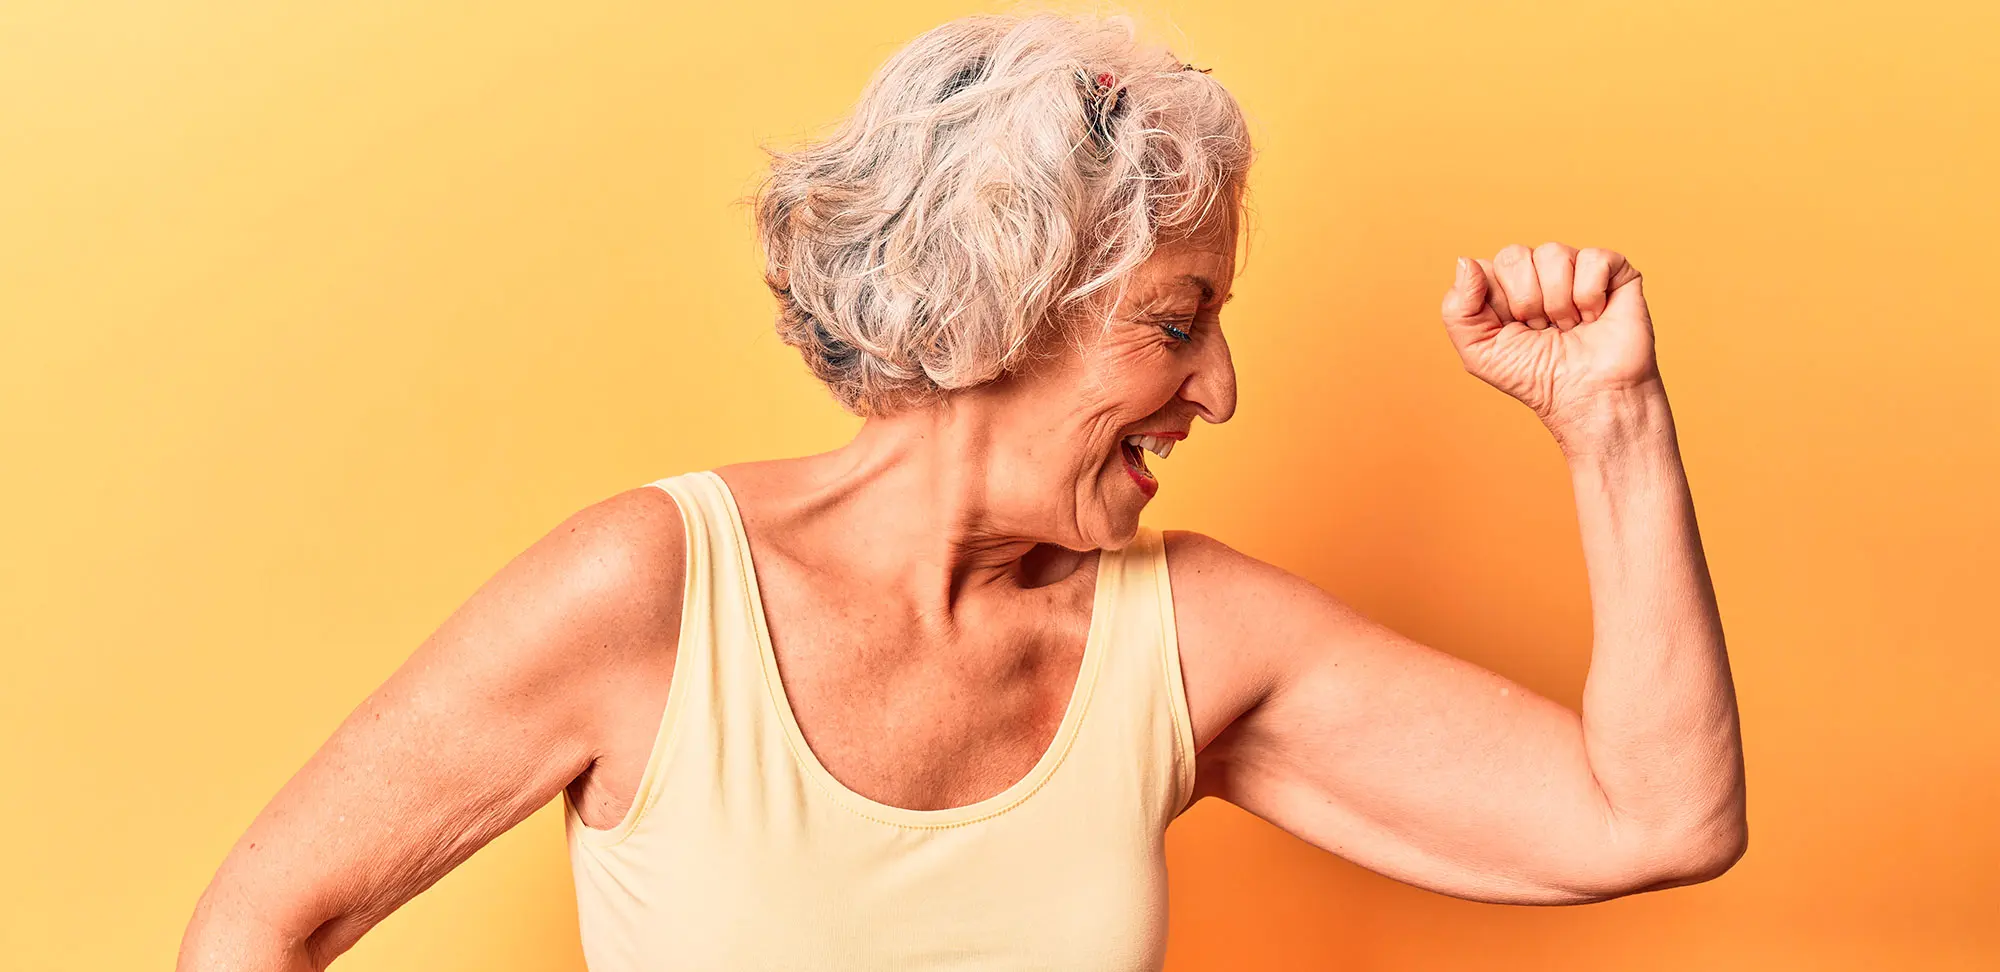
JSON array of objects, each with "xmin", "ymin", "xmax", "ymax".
[{"xmin": 563, "ymin": 470, "xmax": 1199, "ymax": 970}]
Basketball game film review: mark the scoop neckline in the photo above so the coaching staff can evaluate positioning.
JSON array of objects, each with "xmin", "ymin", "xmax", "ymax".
[{"xmin": 700, "ymin": 469, "xmax": 1112, "ymax": 830}]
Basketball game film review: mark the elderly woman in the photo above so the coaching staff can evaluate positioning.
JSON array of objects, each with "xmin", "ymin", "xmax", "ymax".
[{"xmin": 179, "ymin": 12, "xmax": 1745, "ymax": 971}]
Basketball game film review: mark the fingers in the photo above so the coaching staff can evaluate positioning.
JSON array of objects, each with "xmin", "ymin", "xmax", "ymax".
[
  {"xmin": 1573, "ymin": 248, "xmax": 1611, "ymax": 323},
  {"xmin": 1455, "ymin": 243, "xmax": 1640, "ymax": 334},
  {"xmin": 1533, "ymin": 242, "xmax": 1580, "ymax": 330},
  {"xmin": 1572, "ymin": 247, "xmax": 1639, "ymax": 324},
  {"xmin": 1492, "ymin": 244, "xmax": 1546, "ymax": 327}
]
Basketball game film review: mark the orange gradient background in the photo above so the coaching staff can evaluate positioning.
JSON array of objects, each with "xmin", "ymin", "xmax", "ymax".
[{"xmin": 3, "ymin": 1, "xmax": 1995, "ymax": 969}]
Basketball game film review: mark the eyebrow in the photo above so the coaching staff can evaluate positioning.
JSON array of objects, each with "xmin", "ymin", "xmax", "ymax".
[{"xmin": 1177, "ymin": 274, "xmax": 1235, "ymax": 305}]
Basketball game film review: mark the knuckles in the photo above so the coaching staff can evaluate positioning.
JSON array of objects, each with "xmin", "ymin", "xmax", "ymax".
[
  {"xmin": 1450, "ymin": 243, "xmax": 1637, "ymax": 324},
  {"xmin": 1533, "ymin": 241, "xmax": 1577, "ymax": 270},
  {"xmin": 1578, "ymin": 245, "xmax": 1631, "ymax": 269},
  {"xmin": 1486, "ymin": 242, "xmax": 1617, "ymax": 273}
]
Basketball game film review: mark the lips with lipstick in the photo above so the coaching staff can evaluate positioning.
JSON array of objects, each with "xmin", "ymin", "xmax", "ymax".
[{"xmin": 1119, "ymin": 432, "xmax": 1180, "ymax": 498}]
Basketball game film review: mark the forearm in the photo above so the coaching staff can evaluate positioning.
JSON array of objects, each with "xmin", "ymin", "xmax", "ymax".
[{"xmin": 1557, "ymin": 382, "xmax": 1745, "ymax": 873}]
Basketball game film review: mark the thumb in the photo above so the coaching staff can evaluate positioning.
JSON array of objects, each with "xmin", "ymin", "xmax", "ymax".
[{"xmin": 1440, "ymin": 257, "xmax": 1490, "ymax": 323}]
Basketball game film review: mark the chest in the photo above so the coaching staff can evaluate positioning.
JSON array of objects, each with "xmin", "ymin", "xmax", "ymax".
[{"xmin": 750, "ymin": 557, "xmax": 1101, "ymax": 813}]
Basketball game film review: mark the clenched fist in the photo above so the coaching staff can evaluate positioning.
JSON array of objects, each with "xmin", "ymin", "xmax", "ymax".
[{"xmin": 1440, "ymin": 243, "xmax": 1661, "ymax": 440}]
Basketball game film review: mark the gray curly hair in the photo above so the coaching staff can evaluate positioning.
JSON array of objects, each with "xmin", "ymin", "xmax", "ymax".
[{"xmin": 752, "ymin": 11, "xmax": 1254, "ymax": 415}]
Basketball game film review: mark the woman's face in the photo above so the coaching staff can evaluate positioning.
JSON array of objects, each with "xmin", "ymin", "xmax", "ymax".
[{"xmin": 977, "ymin": 219, "xmax": 1240, "ymax": 551}]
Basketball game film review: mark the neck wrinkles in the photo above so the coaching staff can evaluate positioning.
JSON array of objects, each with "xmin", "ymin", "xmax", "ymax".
[{"xmin": 767, "ymin": 400, "xmax": 1090, "ymax": 622}]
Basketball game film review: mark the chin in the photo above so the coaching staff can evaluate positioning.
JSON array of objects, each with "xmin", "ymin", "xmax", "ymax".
[{"xmin": 1087, "ymin": 484, "xmax": 1148, "ymax": 550}]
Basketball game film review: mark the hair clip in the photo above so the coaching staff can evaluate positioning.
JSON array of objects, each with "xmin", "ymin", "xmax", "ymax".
[
  {"xmin": 1077, "ymin": 69, "xmax": 1125, "ymax": 156},
  {"xmin": 1078, "ymin": 69, "xmax": 1123, "ymax": 113}
]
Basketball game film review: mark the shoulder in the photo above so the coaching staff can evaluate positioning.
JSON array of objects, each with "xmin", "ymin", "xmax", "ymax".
[
  {"xmin": 527, "ymin": 481, "xmax": 689, "ymax": 655},
  {"xmin": 1159, "ymin": 525, "xmax": 1450, "ymax": 723},
  {"xmin": 424, "ymin": 480, "xmax": 690, "ymax": 712},
  {"xmin": 1159, "ymin": 528, "xmax": 1281, "ymax": 588},
  {"xmin": 1159, "ymin": 528, "xmax": 1354, "ymax": 641},
  {"xmin": 526, "ymin": 481, "xmax": 688, "ymax": 617},
  {"xmin": 1157, "ymin": 528, "xmax": 1378, "ymax": 747}
]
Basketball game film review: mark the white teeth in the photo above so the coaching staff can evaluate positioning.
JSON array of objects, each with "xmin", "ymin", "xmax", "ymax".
[{"xmin": 1123, "ymin": 434, "xmax": 1175, "ymax": 458}]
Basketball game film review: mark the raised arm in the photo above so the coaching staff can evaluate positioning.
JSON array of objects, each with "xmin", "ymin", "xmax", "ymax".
[
  {"xmin": 1175, "ymin": 243, "xmax": 1745, "ymax": 904},
  {"xmin": 177, "ymin": 487, "xmax": 685, "ymax": 970}
]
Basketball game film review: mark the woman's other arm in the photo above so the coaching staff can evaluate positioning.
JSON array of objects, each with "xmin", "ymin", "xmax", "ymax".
[
  {"xmin": 1174, "ymin": 244, "xmax": 1745, "ymax": 903},
  {"xmin": 177, "ymin": 487, "xmax": 685, "ymax": 970}
]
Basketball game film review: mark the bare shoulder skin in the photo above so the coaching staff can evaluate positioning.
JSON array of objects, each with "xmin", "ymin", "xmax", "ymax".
[{"xmin": 177, "ymin": 486, "xmax": 686, "ymax": 970}]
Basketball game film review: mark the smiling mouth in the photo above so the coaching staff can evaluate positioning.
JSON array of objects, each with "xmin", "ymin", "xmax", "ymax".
[{"xmin": 1119, "ymin": 434, "xmax": 1175, "ymax": 498}]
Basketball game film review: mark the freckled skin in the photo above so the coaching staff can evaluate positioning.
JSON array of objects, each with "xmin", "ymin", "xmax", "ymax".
[{"xmin": 178, "ymin": 234, "xmax": 1744, "ymax": 969}]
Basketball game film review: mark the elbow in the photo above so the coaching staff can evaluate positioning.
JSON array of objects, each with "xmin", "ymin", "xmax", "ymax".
[
  {"xmin": 1669, "ymin": 814, "xmax": 1750, "ymax": 885},
  {"xmin": 1554, "ymin": 807, "xmax": 1748, "ymax": 903},
  {"xmin": 179, "ymin": 881, "xmax": 327, "ymax": 972},
  {"xmin": 1611, "ymin": 811, "xmax": 1750, "ymax": 897},
  {"xmin": 1680, "ymin": 816, "xmax": 1744, "ymax": 884},
  {"xmin": 1661, "ymin": 780, "xmax": 1751, "ymax": 887}
]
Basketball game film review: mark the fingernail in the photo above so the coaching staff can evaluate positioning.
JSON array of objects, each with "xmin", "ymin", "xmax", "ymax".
[{"xmin": 1455, "ymin": 257, "xmax": 1472, "ymax": 284}]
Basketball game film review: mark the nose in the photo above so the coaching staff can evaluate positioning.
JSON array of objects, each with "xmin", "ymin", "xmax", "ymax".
[{"xmin": 1180, "ymin": 328, "xmax": 1237, "ymax": 424}]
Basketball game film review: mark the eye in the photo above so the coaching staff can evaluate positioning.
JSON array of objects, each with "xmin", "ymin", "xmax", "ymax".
[{"xmin": 1159, "ymin": 321, "xmax": 1193, "ymax": 344}]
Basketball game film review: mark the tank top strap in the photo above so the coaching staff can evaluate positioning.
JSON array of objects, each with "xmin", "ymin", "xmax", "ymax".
[
  {"xmin": 1079, "ymin": 525, "xmax": 1201, "ymax": 823},
  {"xmin": 566, "ymin": 470, "xmax": 769, "ymax": 847},
  {"xmin": 645, "ymin": 467, "xmax": 779, "ymax": 738}
]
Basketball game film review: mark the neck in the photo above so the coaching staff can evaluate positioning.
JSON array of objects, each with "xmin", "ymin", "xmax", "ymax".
[{"xmin": 765, "ymin": 396, "xmax": 1086, "ymax": 619}]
